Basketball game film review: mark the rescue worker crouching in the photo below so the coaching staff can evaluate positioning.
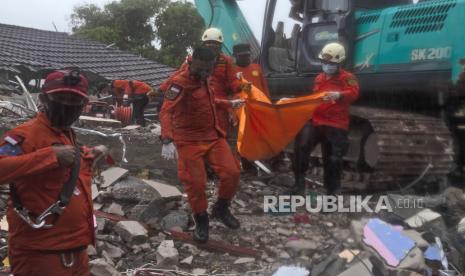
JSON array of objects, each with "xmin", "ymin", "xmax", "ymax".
[
  {"xmin": 291, "ymin": 42, "xmax": 359, "ymax": 195},
  {"xmin": 159, "ymin": 47, "xmax": 245, "ymax": 244},
  {"xmin": 0, "ymin": 69, "xmax": 108, "ymax": 276},
  {"xmin": 125, "ymin": 80, "xmax": 153, "ymax": 127},
  {"xmin": 110, "ymin": 79, "xmax": 129, "ymax": 106}
]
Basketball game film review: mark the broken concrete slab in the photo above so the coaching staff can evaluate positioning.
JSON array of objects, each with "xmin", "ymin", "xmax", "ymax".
[
  {"xmin": 0, "ymin": 216, "xmax": 8, "ymax": 231},
  {"xmin": 89, "ymin": 258, "xmax": 122, "ymax": 276},
  {"xmin": 101, "ymin": 250, "xmax": 115, "ymax": 266},
  {"xmin": 101, "ymin": 167, "xmax": 129, "ymax": 188},
  {"xmin": 156, "ymin": 240, "xmax": 179, "ymax": 265},
  {"xmin": 87, "ymin": 245, "xmax": 98, "ymax": 256},
  {"xmin": 458, "ymin": 217, "xmax": 465, "ymax": 237},
  {"xmin": 112, "ymin": 176, "xmax": 160, "ymax": 202},
  {"xmin": 350, "ymin": 219, "xmax": 367, "ymax": 244},
  {"xmin": 94, "ymin": 202, "xmax": 103, "ymax": 211},
  {"xmin": 285, "ymin": 239, "xmax": 318, "ymax": 252},
  {"xmin": 338, "ymin": 249, "xmax": 360, "ymax": 263},
  {"xmin": 143, "ymin": 179, "xmax": 182, "ymax": 199},
  {"xmin": 337, "ymin": 258, "xmax": 373, "ymax": 276},
  {"xmin": 181, "ymin": 255, "xmax": 194, "ymax": 265},
  {"xmin": 137, "ymin": 198, "xmax": 177, "ymax": 227},
  {"xmin": 122, "ymin": 125, "xmax": 141, "ymax": 130},
  {"xmin": 192, "ymin": 268, "xmax": 207, "ymax": 275},
  {"xmin": 234, "ymin": 257, "xmax": 255, "ymax": 264},
  {"xmin": 161, "ymin": 210, "xmax": 189, "ymax": 231},
  {"xmin": 405, "ymin": 209, "xmax": 442, "ymax": 229},
  {"xmin": 114, "ymin": 221, "xmax": 148, "ymax": 246},
  {"xmin": 234, "ymin": 199, "xmax": 247, "ymax": 208},
  {"xmin": 276, "ymin": 228, "xmax": 292, "ymax": 237},
  {"xmin": 102, "ymin": 242, "xmax": 125, "ymax": 259},
  {"xmin": 79, "ymin": 116, "xmax": 122, "ymax": 128},
  {"xmin": 92, "ymin": 184, "xmax": 100, "ymax": 200},
  {"xmin": 104, "ymin": 202, "xmax": 125, "ymax": 217}
]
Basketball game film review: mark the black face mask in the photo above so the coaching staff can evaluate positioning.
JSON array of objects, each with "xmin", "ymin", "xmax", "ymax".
[
  {"xmin": 45, "ymin": 99, "xmax": 84, "ymax": 129},
  {"xmin": 192, "ymin": 70, "xmax": 211, "ymax": 81},
  {"xmin": 236, "ymin": 56, "xmax": 250, "ymax": 67}
]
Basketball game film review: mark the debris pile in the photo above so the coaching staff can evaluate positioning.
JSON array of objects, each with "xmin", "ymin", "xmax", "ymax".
[
  {"xmin": 85, "ymin": 161, "xmax": 465, "ymax": 275},
  {"xmin": 0, "ymin": 94, "xmax": 464, "ymax": 275}
]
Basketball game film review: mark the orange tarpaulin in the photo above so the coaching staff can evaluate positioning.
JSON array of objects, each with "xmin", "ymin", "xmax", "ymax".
[{"xmin": 236, "ymin": 85, "xmax": 324, "ymax": 161}]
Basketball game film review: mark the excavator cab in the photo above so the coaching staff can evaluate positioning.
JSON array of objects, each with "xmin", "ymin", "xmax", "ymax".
[
  {"xmin": 261, "ymin": 0, "xmax": 412, "ymax": 95},
  {"xmin": 261, "ymin": 0, "xmax": 354, "ymax": 94}
]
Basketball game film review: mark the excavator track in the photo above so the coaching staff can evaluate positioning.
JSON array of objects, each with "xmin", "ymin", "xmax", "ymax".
[{"xmin": 307, "ymin": 107, "xmax": 455, "ymax": 191}]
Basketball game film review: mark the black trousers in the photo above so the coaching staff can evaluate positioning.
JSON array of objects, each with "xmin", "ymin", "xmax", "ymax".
[
  {"xmin": 292, "ymin": 123, "xmax": 349, "ymax": 194},
  {"xmin": 133, "ymin": 94, "xmax": 148, "ymax": 126}
]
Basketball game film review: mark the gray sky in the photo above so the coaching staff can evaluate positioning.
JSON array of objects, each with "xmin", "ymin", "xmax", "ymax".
[
  {"xmin": 0, "ymin": 0, "xmax": 113, "ymax": 32},
  {"xmin": 0, "ymin": 0, "xmax": 267, "ymax": 39}
]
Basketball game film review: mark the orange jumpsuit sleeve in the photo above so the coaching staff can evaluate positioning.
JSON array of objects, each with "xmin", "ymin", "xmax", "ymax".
[
  {"xmin": 312, "ymin": 74, "xmax": 325, "ymax": 93},
  {"xmin": 339, "ymin": 74, "xmax": 360, "ymax": 104},
  {"xmin": 0, "ymin": 145, "xmax": 59, "ymax": 184},
  {"xmin": 160, "ymin": 88, "xmax": 185, "ymax": 140}
]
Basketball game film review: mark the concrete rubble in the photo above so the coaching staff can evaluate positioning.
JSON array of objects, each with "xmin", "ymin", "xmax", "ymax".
[{"xmin": 0, "ymin": 103, "xmax": 465, "ymax": 275}]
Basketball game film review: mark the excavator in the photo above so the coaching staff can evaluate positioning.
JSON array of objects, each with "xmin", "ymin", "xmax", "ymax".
[{"xmin": 194, "ymin": 0, "xmax": 465, "ymax": 190}]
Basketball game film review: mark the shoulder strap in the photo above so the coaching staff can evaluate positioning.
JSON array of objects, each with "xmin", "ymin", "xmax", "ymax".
[
  {"xmin": 59, "ymin": 148, "xmax": 81, "ymax": 206},
  {"xmin": 10, "ymin": 146, "xmax": 81, "ymax": 214}
]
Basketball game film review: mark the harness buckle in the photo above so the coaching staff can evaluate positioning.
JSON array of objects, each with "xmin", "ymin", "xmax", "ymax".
[
  {"xmin": 14, "ymin": 201, "xmax": 66, "ymax": 229},
  {"xmin": 35, "ymin": 201, "xmax": 66, "ymax": 229},
  {"xmin": 13, "ymin": 207, "xmax": 46, "ymax": 229},
  {"xmin": 60, "ymin": 252, "xmax": 75, "ymax": 268}
]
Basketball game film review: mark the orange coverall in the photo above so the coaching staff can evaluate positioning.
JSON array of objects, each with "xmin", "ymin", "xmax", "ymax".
[
  {"xmin": 160, "ymin": 53, "xmax": 243, "ymax": 133},
  {"xmin": 112, "ymin": 79, "xmax": 129, "ymax": 106},
  {"xmin": 0, "ymin": 113, "xmax": 95, "ymax": 276},
  {"xmin": 160, "ymin": 68, "xmax": 240, "ymax": 214},
  {"xmin": 312, "ymin": 69, "xmax": 359, "ymax": 130}
]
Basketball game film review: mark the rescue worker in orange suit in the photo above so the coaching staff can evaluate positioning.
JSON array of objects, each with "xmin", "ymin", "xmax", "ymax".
[
  {"xmin": 0, "ymin": 69, "xmax": 109, "ymax": 275},
  {"xmin": 232, "ymin": 43, "xmax": 270, "ymax": 98},
  {"xmin": 291, "ymin": 42, "xmax": 359, "ymax": 195},
  {"xmin": 110, "ymin": 79, "xmax": 129, "ymax": 106},
  {"xmin": 159, "ymin": 27, "xmax": 250, "ymax": 134},
  {"xmin": 125, "ymin": 80, "xmax": 153, "ymax": 126},
  {"xmin": 160, "ymin": 47, "xmax": 244, "ymax": 244}
]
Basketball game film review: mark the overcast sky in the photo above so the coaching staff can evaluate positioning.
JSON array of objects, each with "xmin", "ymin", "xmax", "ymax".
[{"xmin": 0, "ymin": 0, "xmax": 267, "ymax": 39}]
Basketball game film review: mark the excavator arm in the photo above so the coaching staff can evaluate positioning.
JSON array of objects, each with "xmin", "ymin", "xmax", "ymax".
[{"xmin": 194, "ymin": 0, "xmax": 260, "ymax": 60}]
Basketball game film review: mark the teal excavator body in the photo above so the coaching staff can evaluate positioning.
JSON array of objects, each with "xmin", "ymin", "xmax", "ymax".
[{"xmin": 195, "ymin": 0, "xmax": 465, "ymax": 89}]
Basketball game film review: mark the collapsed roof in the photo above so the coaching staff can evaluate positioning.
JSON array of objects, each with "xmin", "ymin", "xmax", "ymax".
[{"xmin": 0, "ymin": 23, "xmax": 175, "ymax": 88}]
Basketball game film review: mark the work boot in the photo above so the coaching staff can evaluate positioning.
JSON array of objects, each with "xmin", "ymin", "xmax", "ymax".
[
  {"xmin": 287, "ymin": 174, "xmax": 305, "ymax": 196},
  {"xmin": 193, "ymin": 212, "xmax": 209, "ymax": 244},
  {"xmin": 211, "ymin": 198, "xmax": 240, "ymax": 229}
]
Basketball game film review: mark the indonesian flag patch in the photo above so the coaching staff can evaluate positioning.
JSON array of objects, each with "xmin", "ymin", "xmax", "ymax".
[{"xmin": 165, "ymin": 84, "xmax": 183, "ymax": 100}]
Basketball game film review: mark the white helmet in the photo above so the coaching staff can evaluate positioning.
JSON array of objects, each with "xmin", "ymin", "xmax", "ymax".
[
  {"xmin": 202, "ymin": 27, "xmax": 224, "ymax": 43},
  {"xmin": 319, "ymin": 42, "xmax": 346, "ymax": 63}
]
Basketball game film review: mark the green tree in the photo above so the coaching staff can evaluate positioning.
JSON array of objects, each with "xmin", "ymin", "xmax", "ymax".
[
  {"xmin": 155, "ymin": 1, "xmax": 205, "ymax": 66},
  {"xmin": 70, "ymin": 0, "xmax": 204, "ymax": 67}
]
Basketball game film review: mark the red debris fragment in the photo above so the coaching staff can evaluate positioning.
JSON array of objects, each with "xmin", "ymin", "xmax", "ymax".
[
  {"xmin": 167, "ymin": 230, "xmax": 261, "ymax": 258},
  {"xmin": 293, "ymin": 213, "xmax": 311, "ymax": 224}
]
